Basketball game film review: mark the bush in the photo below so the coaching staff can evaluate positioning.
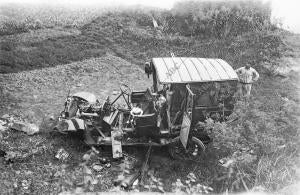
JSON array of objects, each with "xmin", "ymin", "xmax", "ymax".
[
  {"xmin": 0, "ymin": 20, "xmax": 29, "ymax": 35},
  {"xmin": 198, "ymin": 99, "xmax": 300, "ymax": 192},
  {"xmin": 165, "ymin": 0, "xmax": 273, "ymax": 38},
  {"xmin": 0, "ymin": 4, "xmax": 106, "ymax": 34}
]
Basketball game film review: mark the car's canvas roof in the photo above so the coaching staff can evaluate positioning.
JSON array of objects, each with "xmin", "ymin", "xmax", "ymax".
[{"xmin": 152, "ymin": 57, "xmax": 238, "ymax": 84}]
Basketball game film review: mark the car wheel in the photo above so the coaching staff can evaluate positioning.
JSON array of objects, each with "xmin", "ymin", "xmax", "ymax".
[{"xmin": 168, "ymin": 136, "xmax": 206, "ymax": 161}]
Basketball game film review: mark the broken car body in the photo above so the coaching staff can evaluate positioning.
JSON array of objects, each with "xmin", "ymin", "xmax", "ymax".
[{"xmin": 56, "ymin": 57, "xmax": 239, "ymax": 160}]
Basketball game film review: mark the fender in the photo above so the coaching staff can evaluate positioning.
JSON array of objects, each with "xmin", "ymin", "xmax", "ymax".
[{"xmin": 73, "ymin": 92, "xmax": 97, "ymax": 104}]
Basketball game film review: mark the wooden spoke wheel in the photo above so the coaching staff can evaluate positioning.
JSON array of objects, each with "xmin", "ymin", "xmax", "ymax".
[{"xmin": 168, "ymin": 136, "xmax": 206, "ymax": 161}]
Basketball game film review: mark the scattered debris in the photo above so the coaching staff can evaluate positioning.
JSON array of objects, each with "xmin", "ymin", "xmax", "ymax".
[
  {"xmin": 187, "ymin": 173, "xmax": 197, "ymax": 183},
  {"xmin": 21, "ymin": 179, "xmax": 31, "ymax": 190},
  {"xmin": 113, "ymin": 174, "xmax": 125, "ymax": 186},
  {"xmin": 92, "ymin": 164, "xmax": 104, "ymax": 172},
  {"xmin": 91, "ymin": 146, "xmax": 100, "ymax": 154},
  {"xmin": 55, "ymin": 148, "xmax": 69, "ymax": 161},
  {"xmin": 132, "ymin": 178, "xmax": 139, "ymax": 187},
  {"xmin": 172, "ymin": 176, "xmax": 213, "ymax": 193},
  {"xmin": 226, "ymin": 112, "xmax": 239, "ymax": 123},
  {"xmin": 0, "ymin": 117, "xmax": 9, "ymax": 132},
  {"xmin": 49, "ymin": 115, "xmax": 55, "ymax": 121},
  {"xmin": 82, "ymin": 153, "xmax": 92, "ymax": 162},
  {"xmin": 1, "ymin": 114, "xmax": 10, "ymax": 119},
  {"xmin": 120, "ymin": 171, "xmax": 141, "ymax": 189},
  {"xmin": 0, "ymin": 118, "xmax": 8, "ymax": 126},
  {"xmin": 82, "ymin": 151, "xmax": 97, "ymax": 163},
  {"xmin": 76, "ymin": 83, "xmax": 83, "ymax": 87},
  {"xmin": 83, "ymin": 165, "xmax": 98, "ymax": 187},
  {"xmin": 219, "ymin": 159, "xmax": 235, "ymax": 168},
  {"xmin": 10, "ymin": 121, "xmax": 39, "ymax": 135},
  {"xmin": 0, "ymin": 124, "xmax": 6, "ymax": 132},
  {"xmin": 5, "ymin": 151, "xmax": 30, "ymax": 162},
  {"xmin": 192, "ymin": 145, "xmax": 199, "ymax": 156},
  {"xmin": 99, "ymin": 157, "xmax": 108, "ymax": 164},
  {"xmin": 105, "ymin": 163, "xmax": 111, "ymax": 168},
  {"xmin": 278, "ymin": 144, "xmax": 286, "ymax": 149}
]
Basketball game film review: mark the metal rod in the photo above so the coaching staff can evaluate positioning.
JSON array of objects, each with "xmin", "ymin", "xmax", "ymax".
[
  {"xmin": 93, "ymin": 125, "xmax": 106, "ymax": 138},
  {"xmin": 140, "ymin": 142, "xmax": 152, "ymax": 185},
  {"xmin": 111, "ymin": 93, "xmax": 123, "ymax": 105}
]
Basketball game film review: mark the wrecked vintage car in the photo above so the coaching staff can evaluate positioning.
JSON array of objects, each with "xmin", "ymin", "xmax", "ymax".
[{"xmin": 55, "ymin": 57, "xmax": 239, "ymax": 160}]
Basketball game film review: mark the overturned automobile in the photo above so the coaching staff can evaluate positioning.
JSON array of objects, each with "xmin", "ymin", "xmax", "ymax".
[{"xmin": 56, "ymin": 57, "xmax": 239, "ymax": 160}]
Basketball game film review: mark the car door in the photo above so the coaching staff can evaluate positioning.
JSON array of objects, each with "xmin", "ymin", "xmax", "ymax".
[{"xmin": 180, "ymin": 84, "xmax": 195, "ymax": 149}]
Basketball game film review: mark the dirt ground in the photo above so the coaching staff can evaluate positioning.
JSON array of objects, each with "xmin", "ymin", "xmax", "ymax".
[
  {"xmin": 0, "ymin": 54, "xmax": 221, "ymax": 194},
  {"xmin": 0, "ymin": 25, "xmax": 299, "ymax": 195}
]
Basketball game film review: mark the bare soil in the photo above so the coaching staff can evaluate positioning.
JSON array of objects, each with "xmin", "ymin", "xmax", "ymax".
[
  {"xmin": 0, "ymin": 54, "xmax": 220, "ymax": 194},
  {"xmin": 0, "ymin": 17, "xmax": 299, "ymax": 195}
]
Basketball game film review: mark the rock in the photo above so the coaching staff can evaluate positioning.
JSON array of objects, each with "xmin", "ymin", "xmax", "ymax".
[
  {"xmin": 91, "ymin": 146, "xmax": 99, "ymax": 154},
  {"xmin": 0, "ymin": 119, "xmax": 8, "ymax": 126},
  {"xmin": 76, "ymin": 83, "xmax": 83, "ymax": 87},
  {"xmin": 92, "ymin": 164, "xmax": 103, "ymax": 172},
  {"xmin": 0, "ymin": 124, "xmax": 6, "ymax": 132},
  {"xmin": 4, "ymin": 150, "xmax": 31, "ymax": 162},
  {"xmin": 49, "ymin": 115, "xmax": 55, "ymax": 121},
  {"xmin": 10, "ymin": 121, "xmax": 39, "ymax": 135},
  {"xmin": 9, "ymin": 116, "xmax": 14, "ymax": 122},
  {"xmin": 1, "ymin": 114, "xmax": 10, "ymax": 119},
  {"xmin": 219, "ymin": 158, "xmax": 235, "ymax": 168},
  {"xmin": 82, "ymin": 153, "xmax": 91, "ymax": 162},
  {"xmin": 99, "ymin": 157, "xmax": 108, "ymax": 164},
  {"xmin": 55, "ymin": 148, "xmax": 69, "ymax": 161},
  {"xmin": 21, "ymin": 179, "xmax": 31, "ymax": 190}
]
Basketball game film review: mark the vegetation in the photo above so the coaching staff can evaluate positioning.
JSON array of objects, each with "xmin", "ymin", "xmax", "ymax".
[
  {"xmin": 0, "ymin": 0, "xmax": 299, "ymax": 194},
  {"xmin": 0, "ymin": 4, "xmax": 107, "ymax": 35},
  {"xmin": 0, "ymin": 2, "xmax": 286, "ymax": 73},
  {"xmin": 200, "ymin": 96, "xmax": 300, "ymax": 192},
  {"xmin": 167, "ymin": 0, "xmax": 273, "ymax": 37}
]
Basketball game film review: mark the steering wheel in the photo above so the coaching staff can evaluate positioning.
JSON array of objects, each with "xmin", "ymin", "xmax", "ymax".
[{"xmin": 120, "ymin": 83, "xmax": 132, "ymax": 95}]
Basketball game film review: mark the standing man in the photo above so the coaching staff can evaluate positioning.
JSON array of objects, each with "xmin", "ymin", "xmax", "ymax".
[{"xmin": 235, "ymin": 63, "xmax": 259, "ymax": 99}]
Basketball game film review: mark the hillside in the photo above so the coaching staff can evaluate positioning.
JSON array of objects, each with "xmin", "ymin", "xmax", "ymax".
[
  {"xmin": 0, "ymin": 1, "xmax": 286, "ymax": 74},
  {"xmin": 0, "ymin": 2, "xmax": 299, "ymax": 194},
  {"xmin": 0, "ymin": 54, "xmax": 154, "ymax": 117}
]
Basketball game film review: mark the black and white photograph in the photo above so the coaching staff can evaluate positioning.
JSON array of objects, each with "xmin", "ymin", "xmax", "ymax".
[{"xmin": 0, "ymin": 0, "xmax": 299, "ymax": 194}]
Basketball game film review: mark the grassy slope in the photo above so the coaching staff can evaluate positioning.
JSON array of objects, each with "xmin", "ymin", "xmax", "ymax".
[
  {"xmin": 0, "ymin": 11, "xmax": 299, "ymax": 194},
  {"xmin": 0, "ymin": 11, "xmax": 286, "ymax": 74}
]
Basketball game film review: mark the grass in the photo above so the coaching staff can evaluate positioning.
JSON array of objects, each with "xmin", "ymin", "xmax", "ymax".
[
  {"xmin": 0, "ymin": 2, "xmax": 299, "ymax": 194},
  {"xmin": 0, "ymin": 2, "xmax": 284, "ymax": 74}
]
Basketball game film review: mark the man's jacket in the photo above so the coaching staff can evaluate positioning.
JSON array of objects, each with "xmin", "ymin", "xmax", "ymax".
[{"xmin": 235, "ymin": 67, "xmax": 259, "ymax": 84}]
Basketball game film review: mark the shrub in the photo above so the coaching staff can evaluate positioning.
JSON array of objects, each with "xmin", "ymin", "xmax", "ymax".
[
  {"xmin": 199, "ymin": 99, "xmax": 300, "ymax": 192},
  {"xmin": 166, "ymin": 0, "xmax": 273, "ymax": 38},
  {"xmin": 0, "ymin": 20, "xmax": 29, "ymax": 35}
]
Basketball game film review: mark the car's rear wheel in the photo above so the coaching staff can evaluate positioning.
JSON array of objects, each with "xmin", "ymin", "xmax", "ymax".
[{"xmin": 168, "ymin": 136, "xmax": 206, "ymax": 161}]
